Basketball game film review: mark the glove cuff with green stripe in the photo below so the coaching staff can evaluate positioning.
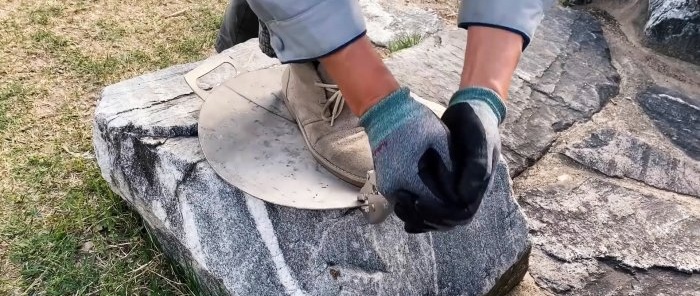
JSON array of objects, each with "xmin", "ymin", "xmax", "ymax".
[
  {"xmin": 449, "ymin": 87, "xmax": 507, "ymax": 125},
  {"xmin": 360, "ymin": 87, "xmax": 438, "ymax": 149}
]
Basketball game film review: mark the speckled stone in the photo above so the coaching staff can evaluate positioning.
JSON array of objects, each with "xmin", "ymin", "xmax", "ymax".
[
  {"xmin": 644, "ymin": 0, "xmax": 700, "ymax": 64},
  {"xmin": 93, "ymin": 5, "xmax": 625, "ymax": 295},
  {"xmin": 637, "ymin": 85, "xmax": 700, "ymax": 160},
  {"xmin": 93, "ymin": 39, "xmax": 530, "ymax": 295},
  {"xmin": 360, "ymin": 0, "xmax": 442, "ymax": 47},
  {"xmin": 564, "ymin": 128, "xmax": 700, "ymax": 197}
]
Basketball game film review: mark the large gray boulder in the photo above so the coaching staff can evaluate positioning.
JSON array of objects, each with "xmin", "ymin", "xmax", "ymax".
[
  {"xmin": 644, "ymin": 0, "xmax": 700, "ymax": 64},
  {"xmin": 94, "ymin": 40, "xmax": 530, "ymax": 296}
]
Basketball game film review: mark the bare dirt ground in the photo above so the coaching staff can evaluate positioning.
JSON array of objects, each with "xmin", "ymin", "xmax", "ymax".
[{"xmin": 409, "ymin": 0, "xmax": 460, "ymax": 21}]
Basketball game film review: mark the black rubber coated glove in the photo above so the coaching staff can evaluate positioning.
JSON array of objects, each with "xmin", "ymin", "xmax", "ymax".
[
  {"xmin": 359, "ymin": 88, "xmax": 454, "ymax": 232},
  {"xmin": 393, "ymin": 87, "xmax": 506, "ymax": 233}
]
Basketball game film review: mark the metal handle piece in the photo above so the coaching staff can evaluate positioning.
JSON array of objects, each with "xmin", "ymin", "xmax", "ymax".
[
  {"xmin": 412, "ymin": 94, "xmax": 446, "ymax": 117},
  {"xmin": 358, "ymin": 170, "xmax": 393, "ymax": 224},
  {"xmin": 185, "ymin": 54, "xmax": 237, "ymax": 100}
]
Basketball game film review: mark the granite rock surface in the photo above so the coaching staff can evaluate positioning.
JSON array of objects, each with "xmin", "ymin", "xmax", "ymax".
[
  {"xmin": 360, "ymin": 0, "xmax": 442, "ymax": 47},
  {"xmin": 94, "ymin": 40, "xmax": 530, "ymax": 295},
  {"xmin": 516, "ymin": 139, "xmax": 700, "ymax": 294},
  {"xmin": 564, "ymin": 128, "xmax": 700, "ymax": 197},
  {"xmin": 644, "ymin": 0, "xmax": 700, "ymax": 64},
  {"xmin": 385, "ymin": 6, "xmax": 620, "ymax": 175},
  {"xmin": 637, "ymin": 85, "xmax": 700, "ymax": 160},
  {"xmin": 512, "ymin": 5, "xmax": 700, "ymax": 292}
]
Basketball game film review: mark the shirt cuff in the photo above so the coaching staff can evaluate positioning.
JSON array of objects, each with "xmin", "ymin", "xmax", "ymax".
[{"xmin": 458, "ymin": 0, "xmax": 555, "ymax": 50}]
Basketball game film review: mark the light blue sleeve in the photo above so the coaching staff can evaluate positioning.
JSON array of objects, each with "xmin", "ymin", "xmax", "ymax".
[
  {"xmin": 245, "ymin": 0, "xmax": 555, "ymax": 62},
  {"xmin": 245, "ymin": 0, "xmax": 366, "ymax": 63},
  {"xmin": 458, "ymin": 0, "xmax": 556, "ymax": 49}
]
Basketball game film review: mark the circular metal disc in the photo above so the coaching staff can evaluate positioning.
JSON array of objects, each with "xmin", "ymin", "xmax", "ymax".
[{"xmin": 198, "ymin": 67, "xmax": 362, "ymax": 210}]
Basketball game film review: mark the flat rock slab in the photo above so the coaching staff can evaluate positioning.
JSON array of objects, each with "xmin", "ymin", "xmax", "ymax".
[
  {"xmin": 385, "ymin": 6, "xmax": 620, "ymax": 175},
  {"xmin": 522, "ymin": 177, "xmax": 699, "ymax": 272},
  {"xmin": 360, "ymin": 0, "xmax": 442, "ymax": 47},
  {"xmin": 515, "ymin": 121, "xmax": 700, "ymax": 294},
  {"xmin": 517, "ymin": 161, "xmax": 700, "ymax": 294},
  {"xmin": 94, "ymin": 40, "xmax": 529, "ymax": 296},
  {"xmin": 564, "ymin": 128, "xmax": 700, "ymax": 197},
  {"xmin": 637, "ymin": 85, "xmax": 700, "ymax": 160}
]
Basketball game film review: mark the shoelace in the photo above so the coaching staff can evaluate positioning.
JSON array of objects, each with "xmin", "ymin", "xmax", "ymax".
[{"xmin": 315, "ymin": 82, "xmax": 345, "ymax": 126}]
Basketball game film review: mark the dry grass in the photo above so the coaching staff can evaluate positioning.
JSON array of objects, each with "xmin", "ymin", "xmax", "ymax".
[{"xmin": 0, "ymin": 0, "xmax": 227, "ymax": 294}]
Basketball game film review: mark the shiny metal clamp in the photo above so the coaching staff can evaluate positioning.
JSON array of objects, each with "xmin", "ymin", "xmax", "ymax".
[{"xmin": 357, "ymin": 170, "xmax": 393, "ymax": 224}]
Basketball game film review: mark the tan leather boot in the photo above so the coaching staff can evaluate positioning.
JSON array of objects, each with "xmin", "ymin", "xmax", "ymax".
[{"xmin": 281, "ymin": 63, "xmax": 373, "ymax": 187}]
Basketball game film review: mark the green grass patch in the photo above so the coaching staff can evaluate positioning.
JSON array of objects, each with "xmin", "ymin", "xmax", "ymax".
[
  {"xmin": 1, "ymin": 96, "xmax": 193, "ymax": 294},
  {"xmin": 31, "ymin": 29, "xmax": 141, "ymax": 84},
  {"xmin": 191, "ymin": 7, "xmax": 224, "ymax": 32},
  {"xmin": 388, "ymin": 34, "xmax": 423, "ymax": 53},
  {"xmin": 30, "ymin": 28, "xmax": 217, "ymax": 85},
  {"xmin": 175, "ymin": 36, "xmax": 212, "ymax": 61},
  {"xmin": 5, "ymin": 159, "xmax": 191, "ymax": 295},
  {"xmin": 29, "ymin": 6, "xmax": 64, "ymax": 26},
  {"xmin": 0, "ymin": 83, "xmax": 32, "ymax": 132},
  {"xmin": 32, "ymin": 29, "xmax": 70, "ymax": 52},
  {"xmin": 2, "ymin": 2, "xmax": 228, "ymax": 294},
  {"xmin": 10, "ymin": 231, "xmax": 100, "ymax": 295},
  {"xmin": 173, "ymin": 8, "xmax": 223, "ymax": 61},
  {"xmin": 68, "ymin": 53, "xmax": 122, "ymax": 81},
  {"xmin": 96, "ymin": 19, "xmax": 127, "ymax": 42}
]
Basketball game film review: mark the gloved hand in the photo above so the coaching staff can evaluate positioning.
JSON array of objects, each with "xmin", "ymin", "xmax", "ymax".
[
  {"xmin": 359, "ymin": 87, "xmax": 468, "ymax": 232},
  {"xmin": 415, "ymin": 87, "xmax": 506, "ymax": 231},
  {"xmin": 360, "ymin": 87, "xmax": 506, "ymax": 233}
]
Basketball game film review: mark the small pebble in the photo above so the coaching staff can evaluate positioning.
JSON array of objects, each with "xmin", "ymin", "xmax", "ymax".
[{"xmin": 557, "ymin": 174, "xmax": 572, "ymax": 182}]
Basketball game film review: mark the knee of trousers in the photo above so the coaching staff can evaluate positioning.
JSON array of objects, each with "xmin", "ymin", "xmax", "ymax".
[{"xmin": 245, "ymin": 0, "xmax": 367, "ymax": 63}]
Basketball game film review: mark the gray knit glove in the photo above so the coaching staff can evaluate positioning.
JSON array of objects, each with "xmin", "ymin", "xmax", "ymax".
[
  {"xmin": 362, "ymin": 87, "xmax": 507, "ymax": 233},
  {"xmin": 360, "ymin": 87, "xmax": 473, "ymax": 232},
  {"xmin": 400, "ymin": 87, "xmax": 505, "ymax": 232}
]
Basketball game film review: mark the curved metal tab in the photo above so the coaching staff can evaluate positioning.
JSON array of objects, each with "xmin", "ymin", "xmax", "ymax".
[
  {"xmin": 358, "ymin": 171, "xmax": 394, "ymax": 224},
  {"xmin": 185, "ymin": 54, "xmax": 237, "ymax": 100}
]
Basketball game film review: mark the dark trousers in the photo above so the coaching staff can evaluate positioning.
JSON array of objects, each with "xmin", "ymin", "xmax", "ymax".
[{"xmin": 215, "ymin": 0, "xmax": 276, "ymax": 58}]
